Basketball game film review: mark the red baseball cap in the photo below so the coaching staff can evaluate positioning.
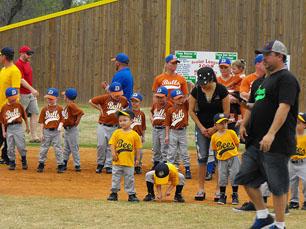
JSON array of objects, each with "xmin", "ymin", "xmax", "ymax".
[{"xmin": 19, "ymin": 45, "xmax": 34, "ymax": 55}]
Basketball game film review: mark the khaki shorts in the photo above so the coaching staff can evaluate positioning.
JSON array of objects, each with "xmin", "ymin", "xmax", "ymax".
[{"xmin": 20, "ymin": 93, "xmax": 39, "ymax": 115}]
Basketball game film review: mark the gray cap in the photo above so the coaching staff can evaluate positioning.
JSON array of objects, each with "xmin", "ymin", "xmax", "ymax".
[{"xmin": 255, "ymin": 40, "xmax": 288, "ymax": 56}]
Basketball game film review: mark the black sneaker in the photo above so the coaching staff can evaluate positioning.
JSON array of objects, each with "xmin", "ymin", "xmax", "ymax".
[
  {"xmin": 218, "ymin": 193, "xmax": 227, "ymax": 205},
  {"xmin": 232, "ymin": 193, "xmax": 239, "ymax": 205},
  {"xmin": 214, "ymin": 193, "xmax": 220, "ymax": 202},
  {"xmin": 233, "ymin": 201, "xmax": 256, "ymax": 212},
  {"xmin": 174, "ymin": 194, "xmax": 185, "ymax": 203},
  {"xmin": 105, "ymin": 167, "xmax": 112, "ymax": 174},
  {"xmin": 37, "ymin": 163, "xmax": 45, "ymax": 173},
  {"xmin": 128, "ymin": 194, "xmax": 139, "ymax": 202},
  {"xmin": 288, "ymin": 201, "xmax": 299, "ymax": 209},
  {"xmin": 302, "ymin": 202, "xmax": 306, "ymax": 210},
  {"xmin": 135, "ymin": 166, "xmax": 142, "ymax": 174},
  {"xmin": 185, "ymin": 169, "xmax": 192, "ymax": 179},
  {"xmin": 75, "ymin": 165, "xmax": 81, "ymax": 172},
  {"xmin": 63, "ymin": 160, "xmax": 68, "ymax": 171},
  {"xmin": 249, "ymin": 214, "xmax": 274, "ymax": 229},
  {"xmin": 57, "ymin": 165, "xmax": 65, "ymax": 173},
  {"xmin": 205, "ymin": 172, "xmax": 212, "ymax": 181},
  {"xmin": 143, "ymin": 193, "xmax": 155, "ymax": 201},
  {"xmin": 107, "ymin": 192, "xmax": 118, "ymax": 201},
  {"xmin": 21, "ymin": 156, "xmax": 28, "ymax": 170},
  {"xmin": 8, "ymin": 161, "xmax": 16, "ymax": 170},
  {"xmin": 96, "ymin": 164, "xmax": 103, "ymax": 173}
]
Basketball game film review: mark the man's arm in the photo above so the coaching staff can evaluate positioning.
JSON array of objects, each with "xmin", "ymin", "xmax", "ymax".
[{"xmin": 20, "ymin": 79, "xmax": 39, "ymax": 96}]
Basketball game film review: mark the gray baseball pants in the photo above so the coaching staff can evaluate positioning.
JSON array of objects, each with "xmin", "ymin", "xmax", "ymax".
[
  {"xmin": 152, "ymin": 127, "xmax": 168, "ymax": 163},
  {"xmin": 97, "ymin": 124, "xmax": 116, "ymax": 168},
  {"xmin": 111, "ymin": 165, "xmax": 135, "ymax": 195},
  {"xmin": 6, "ymin": 124, "xmax": 27, "ymax": 161},
  {"xmin": 63, "ymin": 126, "xmax": 80, "ymax": 167}
]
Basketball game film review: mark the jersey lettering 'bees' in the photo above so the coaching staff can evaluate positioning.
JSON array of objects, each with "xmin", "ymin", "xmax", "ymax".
[
  {"xmin": 216, "ymin": 141, "xmax": 236, "ymax": 156},
  {"xmin": 296, "ymin": 147, "xmax": 306, "ymax": 156},
  {"xmin": 116, "ymin": 139, "xmax": 133, "ymax": 153}
]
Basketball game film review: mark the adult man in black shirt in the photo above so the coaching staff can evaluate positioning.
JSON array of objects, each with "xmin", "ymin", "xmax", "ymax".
[{"xmin": 235, "ymin": 40, "xmax": 300, "ymax": 229}]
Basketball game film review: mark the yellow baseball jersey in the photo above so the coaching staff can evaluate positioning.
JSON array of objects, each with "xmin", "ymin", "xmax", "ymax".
[
  {"xmin": 109, "ymin": 128, "xmax": 142, "ymax": 167},
  {"xmin": 291, "ymin": 134, "xmax": 306, "ymax": 160},
  {"xmin": 0, "ymin": 65, "xmax": 22, "ymax": 109},
  {"xmin": 154, "ymin": 163, "xmax": 179, "ymax": 186},
  {"xmin": 211, "ymin": 129, "xmax": 240, "ymax": 160}
]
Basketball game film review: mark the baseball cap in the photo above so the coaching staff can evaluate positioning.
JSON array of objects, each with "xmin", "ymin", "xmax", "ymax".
[
  {"xmin": 219, "ymin": 58, "xmax": 231, "ymax": 66},
  {"xmin": 117, "ymin": 109, "xmax": 135, "ymax": 119},
  {"xmin": 111, "ymin": 53, "xmax": 129, "ymax": 64},
  {"xmin": 44, "ymin": 88, "xmax": 59, "ymax": 100},
  {"xmin": 62, "ymin": 88, "xmax": 77, "ymax": 100},
  {"xmin": 0, "ymin": 47, "xmax": 14, "ymax": 59},
  {"xmin": 109, "ymin": 82, "xmax": 123, "ymax": 96},
  {"xmin": 255, "ymin": 40, "xmax": 288, "ymax": 56},
  {"xmin": 254, "ymin": 54, "xmax": 264, "ymax": 65},
  {"xmin": 165, "ymin": 54, "xmax": 180, "ymax": 64},
  {"xmin": 298, "ymin": 112, "xmax": 306, "ymax": 124},
  {"xmin": 131, "ymin": 92, "xmax": 143, "ymax": 101},
  {"xmin": 214, "ymin": 113, "xmax": 229, "ymax": 124},
  {"xmin": 170, "ymin": 89, "xmax": 183, "ymax": 99},
  {"xmin": 154, "ymin": 162, "xmax": 170, "ymax": 185},
  {"xmin": 19, "ymin": 45, "xmax": 34, "ymax": 55},
  {"xmin": 155, "ymin": 86, "xmax": 168, "ymax": 97},
  {"xmin": 5, "ymin": 87, "xmax": 19, "ymax": 99},
  {"xmin": 197, "ymin": 67, "xmax": 216, "ymax": 86}
]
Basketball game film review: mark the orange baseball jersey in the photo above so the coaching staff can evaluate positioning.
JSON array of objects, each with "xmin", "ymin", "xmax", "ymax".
[
  {"xmin": 131, "ymin": 109, "xmax": 146, "ymax": 136},
  {"xmin": 165, "ymin": 100, "xmax": 189, "ymax": 129},
  {"xmin": 151, "ymin": 102, "xmax": 171, "ymax": 126},
  {"xmin": 91, "ymin": 94, "xmax": 128, "ymax": 125},
  {"xmin": 211, "ymin": 129, "xmax": 240, "ymax": 161},
  {"xmin": 0, "ymin": 102, "xmax": 27, "ymax": 127},
  {"xmin": 62, "ymin": 102, "xmax": 84, "ymax": 127},
  {"xmin": 38, "ymin": 104, "xmax": 64, "ymax": 129},
  {"xmin": 217, "ymin": 74, "xmax": 241, "ymax": 91},
  {"xmin": 240, "ymin": 73, "xmax": 258, "ymax": 93},
  {"xmin": 152, "ymin": 73, "xmax": 188, "ymax": 96},
  {"xmin": 291, "ymin": 134, "xmax": 306, "ymax": 160}
]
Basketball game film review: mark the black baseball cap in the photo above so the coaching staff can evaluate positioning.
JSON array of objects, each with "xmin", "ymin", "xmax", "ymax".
[
  {"xmin": 298, "ymin": 112, "xmax": 306, "ymax": 124},
  {"xmin": 0, "ymin": 47, "xmax": 14, "ymax": 59},
  {"xmin": 255, "ymin": 40, "xmax": 288, "ymax": 56},
  {"xmin": 197, "ymin": 67, "xmax": 216, "ymax": 85}
]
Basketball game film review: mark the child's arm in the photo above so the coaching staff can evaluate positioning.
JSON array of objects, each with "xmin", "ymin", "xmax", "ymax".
[
  {"xmin": 156, "ymin": 185, "xmax": 162, "ymax": 200},
  {"xmin": 1, "ymin": 124, "xmax": 6, "ymax": 138},
  {"xmin": 75, "ymin": 113, "xmax": 84, "ymax": 127},
  {"xmin": 110, "ymin": 144, "xmax": 118, "ymax": 161},
  {"xmin": 141, "ymin": 131, "xmax": 146, "ymax": 143},
  {"xmin": 165, "ymin": 126, "xmax": 170, "ymax": 144},
  {"xmin": 135, "ymin": 148, "xmax": 141, "ymax": 166},
  {"xmin": 165, "ymin": 184, "xmax": 176, "ymax": 197},
  {"xmin": 89, "ymin": 99, "xmax": 103, "ymax": 114}
]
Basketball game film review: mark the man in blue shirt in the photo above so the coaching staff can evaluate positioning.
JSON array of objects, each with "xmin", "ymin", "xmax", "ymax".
[{"xmin": 102, "ymin": 53, "xmax": 134, "ymax": 103}]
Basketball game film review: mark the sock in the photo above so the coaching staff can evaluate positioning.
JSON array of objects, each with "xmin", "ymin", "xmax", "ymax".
[
  {"xmin": 220, "ymin": 186, "xmax": 226, "ymax": 194},
  {"xmin": 256, "ymin": 208, "xmax": 269, "ymax": 219},
  {"xmin": 275, "ymin": 222, "xmax": 285, "ymax": 229},
  {"xmin": 263, "ymin": 196, "xmax": 268, "ymax": 203},
  {"xmin": 175, "ymin": 185, "xmax": 184, "ymax": 195},
  {"xmin": 232, "ymin": 186, "xmax": 238, "ymax": 193},
  {"xmin": 146, "ymin": 181, "xmax": 155, "ymax": 196},
  {"xmin": 185, "ymin": 166, "xmax": 190, "ymax": 172}
]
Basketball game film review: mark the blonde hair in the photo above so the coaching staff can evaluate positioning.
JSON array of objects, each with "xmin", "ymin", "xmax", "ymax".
[{"xmin": 232, "ymin": 59, "xmax": 246, "ymax": 70}]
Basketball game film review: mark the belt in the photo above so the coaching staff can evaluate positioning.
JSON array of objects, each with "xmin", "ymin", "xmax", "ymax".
[
  {"xmin": 46, "ymin": 128, "xmax": 56, "ymax": 131},
  {"xmin": 154, "ymin": 126, "xmax": 165, "ymax": 129},
  {"xmin": 7, "ymin": 122, "xmax": 21, "ymax": 126},
  {"xmin": 64, "ymin": 126, "xmax": 75, "ymax": 130},
  {"xmin": 291, "ymin": 159, "xmax": 304, "ymax": 164},
  {"xmin": 174, "ymin": 127, "xmax": 187, "ymax": 130},
  {"xmin": 101, "ymin": 123, "xmax": 118, "ymax": 128}
]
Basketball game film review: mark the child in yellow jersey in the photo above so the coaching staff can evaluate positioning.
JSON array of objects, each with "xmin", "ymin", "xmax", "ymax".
[
  {"xmin": 211, "ymin": 113, "xmax": 240, "ymax": 205},
  {"xmin": 107, "ymin": 110, "xmax": 142, "ymax": 202},
  {"xmin": 143, "ymin": 162, "xmax": 185, "ymax": 202},
  {"xmin": 288, "ymin": 112, "xmax": 306, "ymax": 210}
]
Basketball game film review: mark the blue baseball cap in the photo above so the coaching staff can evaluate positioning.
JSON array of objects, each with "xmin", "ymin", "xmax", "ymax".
[
  {"xmin": 165, "ymin": 54, "xmax": 180, "ymax": 63},
  {"xmin": 111, "ymin": 53, "xmax": 129, "ymax": 64},
  {"xmin": 44, "ymin": 88, "xmax": 59, "ymax": 99},
  {"xmin": 219, "ymin": 58, "xmax": 231, "ymax": 66},
  {"xmin": 0, "ymin": 47, "xmax": 14, "ymax": 59},
  {"xmin": 109, "ymin": 82, "xmax": 123, "ymax": 96},
  {"xmin": 214, "ymin": 113, "xmax": 229, "ymax": 124},
  {"xmin": 298, "ymin": 112, "xmax": 306, "ymax": 124},
  {"xmin": 63, "ymin": 88, "xmax": 77, "ymax": 100},
  {"xmin": 254, "ymin": 54, "xmax": 264, "ymax": 65},
  {"xmin": 155, "ymin": 86, "xmax": 168, "ymax": 97},
  {"xmin": 5, "ymin": 87, "xmax": 18, "ymax": 98},
  {"xmin": 131, "ymin": 92, "xmax": 143, "ymax": 101},
  {"xmin": 170, "ymin": 89, "xmax": 183, "ymax": 99}
]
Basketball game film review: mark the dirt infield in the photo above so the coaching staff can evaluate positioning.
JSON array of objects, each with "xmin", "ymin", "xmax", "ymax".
[{"xmin": 0, "ymin": 147, "xmax": 254, "ymax": 205}]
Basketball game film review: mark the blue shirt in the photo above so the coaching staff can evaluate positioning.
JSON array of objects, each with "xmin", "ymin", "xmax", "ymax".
[{"xmin": 112, "ymin": 67, "xmax": 134, "ymax": 101}]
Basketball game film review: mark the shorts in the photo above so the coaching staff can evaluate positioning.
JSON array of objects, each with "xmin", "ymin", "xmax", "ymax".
[
  {"xmin": 20, "ymin": 93, "xmax": 39, "ymax": 115},
  {"xmin": 234, "ymin": 145, "xmax": 290, "ymax": 196},
  {"xmin": 195, "ymin": 126, "xmax": 210, "ymax": 164}
]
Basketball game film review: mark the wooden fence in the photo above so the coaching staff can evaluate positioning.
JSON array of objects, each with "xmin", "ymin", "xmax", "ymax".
[{"xmin": 0, "ymin": 0, "xmax": 305, "ymax": 109}]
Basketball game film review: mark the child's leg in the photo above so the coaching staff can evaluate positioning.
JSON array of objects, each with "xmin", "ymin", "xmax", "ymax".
[
  {"xmin": 152, "ymin": 128, "xmax": 162, "ymax": 163},
  {"xmin": 167, "ymin": 129, "xmax": 178, "ymax": 165},
  {"xmin": 178, "ymin": 129, "xmax": 190, "ymax": 169},
  {"xmin": 218, "ymin": 160, "xmax": 229, "ymax": 191},
  {"xmin": 229, "ymin": 156, "xmax": 240, "ymax": 187},
  {"xmin": 69, "ymin": 127, "xmax": 81, "ymax": 167},
  {"xmin": 123, "ymin": 166, "xmax": 136, "ymax": 195},
  {"xmin": 51, "ymin": 131, "xmax": 64, "ymax": 165},
  {"xmin": 111, "ymin": 165, "xmax": 123, "ymax": 193},
  {"xmin": 138, "ymin": 148, "xmax": 143, "ymax": 166},
  {"xmin": 97, "ymin": 124, "xmax": 107, "ymax": 166},
  {"xmin": 14, "ymin": 124, "xmax": 27, "ymax": 158},
  {"xmin": 288, "ymin": 162, "xmax": 299, "ymax": 203},
  {"xmin": 6, "ymin": 126, "xmax": 15, "ymax": 162},
  {"xmin": 63, "ymin": 129, "xmax": 71, "ymax": 163},
  {"xmin": 38, "ymin": 129, "xmax": 53, "ymax": 163},
  {"xmin": 296, "ymin": 162, "xmax": 306, "ymax": 203},
  {"xmin": 160, "ymin": 129, "xmax": 168, "ymax": 162},
  {"xmin": 104, "ymin": 126, "xmax": 117, "ymax": 169}
]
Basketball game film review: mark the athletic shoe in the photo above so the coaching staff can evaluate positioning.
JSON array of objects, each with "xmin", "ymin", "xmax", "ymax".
[
  {"xmin": 37, "ymin": 163, "xmax": 45, "ymax": 173},
  {"xmin": 75, "ymin": 165, "xmax": 81, "ymax": 172},
  {"xmin": 205, "ymin": 172, "xmax": 212, "ymax": 181},
  {"xmin": 194, "ymin": 191, "xmax": 205, "ymax": 201},
  {"xmin": 233, "ymin": 201, "xmax": 256, "ymax": 212},
  {"xmin": 302, "ymin": 202, "xmax": 306, "ymax": 210},
  {"xmin": 135, "ymin": 166, "xmax": 142, "ymax": 174},
  {"xmin": 288, "ymin": 201, "xmax": 299, "ymax": 209},
  {"xmin": 174, "ymin": 194, "xmax": 185, "ymax": 203},
  {"xmin": 105, "ymin": 167, "xmax": 112, "ymax": 174},
  {"xmin": 107, "ymin": 192, "xmax": 118, "ymax": 201},
  {"xmin": 185, "ymin": 169, "xmax": 192, "ymax": 179},
  {"xmin": 249, "ymin": 214, "xmax": 274, "ymax": 229},
  {"xmin": 57, "ymin": 165, "xmax": 65, "ymax": 173},
  {"xmin": 218, "ymin": 193, "xmax": 227, "ymax": 205},
  {"xmin": 8, "ymin": 161, "xmax": 16, "ymax": 170},
  {"xmin": 21, "ymin": 156, "xmax": 28, "ymax": 170},
  {"xmin": 269, "ymin": 225, "xmax": 286, "ymax": 229},
  {"xmin": 214, "ymin": 193, "xmax": 220, "ymax": 202},
  {"xmin": 96, "ymin": 164, "xmax": 103, "ymax": 173},
  {"xmin": 232, "ymin": 192, "xmax": 239, "ymax": 205},
  {"xmin": 128, "ymin": 194, "xmax": 139, "ymax": 202},
  {"xmin": 143, "ymin": 193, "xmax": 155, "ymax": 201}
]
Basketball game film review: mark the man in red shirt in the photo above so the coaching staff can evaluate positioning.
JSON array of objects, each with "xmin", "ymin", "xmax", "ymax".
[{"xmin": 15, "ymin": 45, "xmax": 40, "ymax": 143}]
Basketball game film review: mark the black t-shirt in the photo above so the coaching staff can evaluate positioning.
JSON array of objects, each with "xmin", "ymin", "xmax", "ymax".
[
  {"xmin": 249, "ymin": 77, "xmax": 265, "ymax": 104},
  {"xmin": 246, "ymin": 69, "xmax": 300, "ymax": 155},
  {"xmin": 191, "ymin": 83, "xmax": 228, "ymax": 128}
]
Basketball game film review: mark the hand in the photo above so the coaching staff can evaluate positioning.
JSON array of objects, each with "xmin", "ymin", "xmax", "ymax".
[
  {"xmin": 31, "ymin": 89, "xmax": 39, "ymax": 97},
  {"xmin": 260, "ymin": 133, "xmax": 275, "ymax": 153},
  {"xmin": 141, "ymin": 136, "xmax": 145, "ymax": 143},
  {"xmin": 75, "ymin": 121, "xmax": 80, "ymax": 127},
  {"xmin": 165, "ymin": 190, "xmax": 171, "ymax": 197},
  {"xmin": 41, "ymin": 135, "xmax": 45, "ymax": 142},
  {"xmin": 199, "ymin": 126, "xmax": 209, "ymax": 137},
  {"xmin": 239, "ymin": 125, "xmax": 248, "ymax": 142},
  {"xmin": 101, "ymin": 81, "xmax": 108, "ymax": 89},
  {"xmin": 57, "ymin": 126, "xmax": 62, "ymax": 131},
  {"xmin": 135, "ymin": 159, "xmax": 139, "ymax": 167},
  {"xmin": 207, "ymin": 127, "xmax": 216, "ymax": 137},
  {"xmin": 165, "ymin": 136, "xmax": 169, "ymax": 144},
  {"xmin": 235, "ymin": 120, "xmax": 242, "ymax": 128},
  {"xmin": 156, "ymin": 192, "xmax": 162, "ymax": 201},
  {"xmin": 25, "ymin": 128, "xmax": 30, "ymax": 134},
  {"xmin": 112, "ymin": 152, "xmax": 118, "ymax": 161}
]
